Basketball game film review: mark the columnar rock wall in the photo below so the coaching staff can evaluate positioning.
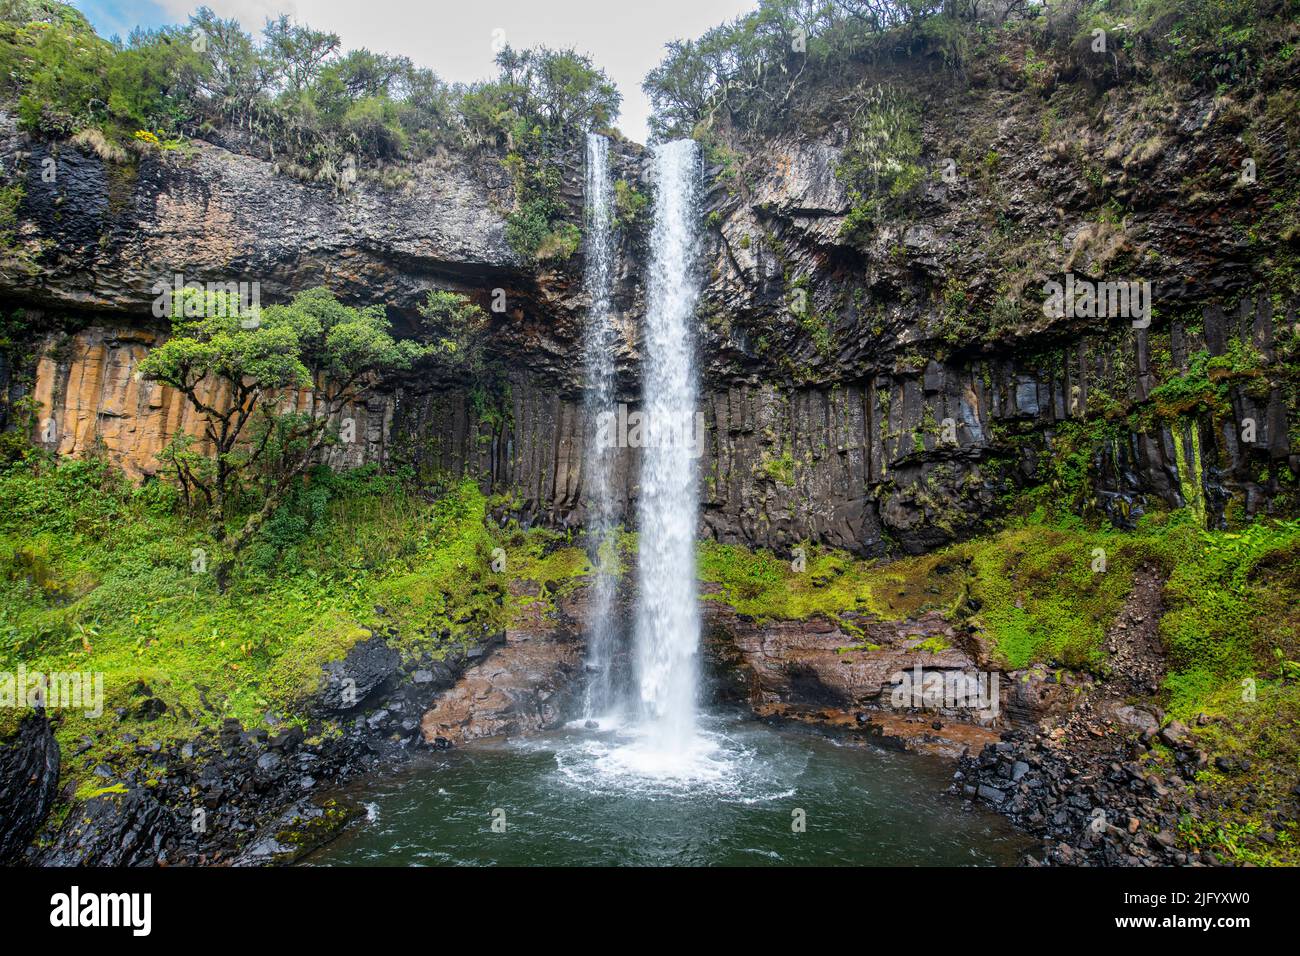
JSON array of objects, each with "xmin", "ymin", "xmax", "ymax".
[
  {"xmin": 18, "ymin": 283, "xmax": 1297, "ymax": 556},
  {"xmin": 4, "ymin": 48, "xmax": 1299, "ymax": 554},
  {"xmin": 27, "ymin": 325, "xmax": 393, "ymax": 478}
]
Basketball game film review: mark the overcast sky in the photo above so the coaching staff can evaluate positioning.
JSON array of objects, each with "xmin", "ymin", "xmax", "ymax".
[{"xmin": 74, "ymin": 0, "xmax": 759, "ymax": 143}]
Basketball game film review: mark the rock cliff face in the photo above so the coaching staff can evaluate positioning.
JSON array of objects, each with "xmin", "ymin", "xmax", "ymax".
[
  {"xmin": 25, "ymin": 324, "xmax": 396, "ymax": 478},
  {"xmin": 0, "ymin": 712, "xmax": 59, "ymax": 863},
  {"xmin": 688, "ymin": 58, "xmax": 1298, "ymax": 550},
  {"xmin": 419, "ymin": 580, "xmax": 588, "ymax": 745},
  {"xmin": 2, "ymin": 45, "xmax": 1298, "ymax": 553}
]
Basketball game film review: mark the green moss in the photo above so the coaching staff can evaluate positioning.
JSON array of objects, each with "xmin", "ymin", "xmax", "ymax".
[
  {"xmin": 761, "ymin": 451, "xmax": 796, "ymax": 488},
  {"xmin": 1171, "ymin": 426, "xmax": 1205, "ymax": 523},
  {"xmin": 0, "ymin": 461, "xmax": 559, "ymax": 793},
  {"xmin": 1173, "ymin": 681, "xmax": 1300, "ymax": 866},
  {"xmin": 697, "ymin": 540, "xmax": 966, "ymax": 636},
  {"xmin": 963, "ymin": 525, "xmax": 1135, "ymax": 671},
  {"xmin": 613, "ymin": 179, "xmax": 648, "ymax": 227},
  {"xmin": 0, "ymin": 181, "xmax": 27, "ymax": 259},
  {"xmin": 1154, "ymin": 514, "xmax": 1300, "ymax": 714},
  {"xmin": 264, "ymin": 617, "xmax": 372, "ymax": 704},
  {"xmin": 913, "ymin": 635, "xmax": 951, "ymax": 653},
  {"xmin": 837, "ymin": 642, "xmax": 883, "ymax": 653},
  {"xmin": 504, "ymin": 528, "xmax": 601, "ymax": 620},
  {"xmin": 73, "ymin": 781, "xmax": 127, "ymax": 802},
  {"xmin": 697, "ymin": 509, "xmax": 1300, "ymax": 696}
]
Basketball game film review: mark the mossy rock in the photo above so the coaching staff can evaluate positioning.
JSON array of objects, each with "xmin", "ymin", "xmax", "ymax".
[{"xmin": 265, "ymin": 616, "xmax": 374, "ymax": 707}]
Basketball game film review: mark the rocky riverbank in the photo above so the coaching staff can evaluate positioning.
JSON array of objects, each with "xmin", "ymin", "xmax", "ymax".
[
  {"xmin": 3, "ymin": 573, "xmax": 1289, "ymax": 868},
  {"xmin": 948, "ymin": 563, "xmax": 1208, "ymax": 866},
  {"xmin": 0, "ymin": 577, "xmax": 595, "ymax": 866},
  {"xmin": 2, "ymin": 631, "xmax": 491, "ymax": 865},
  {"xmin": 700, "ymin": 557, "xmax": 1299, "ymax": 867}
]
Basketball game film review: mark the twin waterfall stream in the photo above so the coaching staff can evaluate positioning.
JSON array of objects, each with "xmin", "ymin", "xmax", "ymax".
[
  {"xmin": 308, "ymin": 138, "xmax": 1028, "ymax": 866},
  {"xmin": 582, "ymin": 134, "xmax": 703, "ymax": 772},
  {"xmin": 578, "ymin": 132, "xmax": 619, "ymax": 722}
]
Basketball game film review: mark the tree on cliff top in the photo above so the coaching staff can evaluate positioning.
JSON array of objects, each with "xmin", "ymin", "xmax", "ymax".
[
  {"xmin": 460, "ymin": 45, "xmax": 621, "ymax": 149},
  {"xmin": 138, "ymin": 285, "xmax": 486, "ymax": 584}
]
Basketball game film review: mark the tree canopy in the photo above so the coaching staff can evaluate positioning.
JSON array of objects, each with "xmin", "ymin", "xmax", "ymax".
[
  {"xmin": 137, "ymin": 285, "xmax": 485, "ymax": 580},
  {"xmin": 0, "ymin": 1, "xmax": 619, "ymax": 184}
]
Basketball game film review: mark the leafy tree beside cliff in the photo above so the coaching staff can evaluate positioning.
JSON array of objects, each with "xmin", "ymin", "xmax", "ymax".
[
  {"xmin": 460, "ymin": 45, "xmax": 619, "ymax": 261},
  {"xmin": 643, "ymin": 0, "xmax": 937, "ymax": 139},
  {"xmin": 139, "ymin": 286, "xmax": 486, "ymax": 581},
  {"xmin": 460, "ymin": 45, "xmax": 621, "ymax": 149},
  {"xmin": 139, "ymin": 289, "xmax": 305, "ymax": 527},
  {"xmin": 418, "ymin": 289, "xmax": 490, "ymax": 376}
]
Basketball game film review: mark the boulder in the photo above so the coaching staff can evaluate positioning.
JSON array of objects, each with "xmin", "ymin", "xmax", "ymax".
[{"xmin": 0, "ymin": 712, "xmax": 60, "ymax": 862}]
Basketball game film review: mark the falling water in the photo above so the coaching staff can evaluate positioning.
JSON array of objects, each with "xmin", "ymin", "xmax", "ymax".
[
  {"xmin": 581, "ymin": 133, "xmax": 619, "ymax": 719},
  {"xmin": 633, "ymin": 139, "xmax": 702, "ymax": 760}
]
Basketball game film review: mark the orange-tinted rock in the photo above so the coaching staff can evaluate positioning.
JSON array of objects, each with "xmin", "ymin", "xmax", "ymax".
[
  {"xmin": 419, "ymin": 582, "xmax": 588, "ymax": 746},
  {"xmin": 29, "ymin": 326, "xmax": 394, "ymax": 480}
]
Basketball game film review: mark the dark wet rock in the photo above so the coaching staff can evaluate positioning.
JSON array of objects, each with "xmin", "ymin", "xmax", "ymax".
[
  {"xmin": 38, "ymin": 786, "xmax": 179, "ymax": 866},
  {"xmin": 269, "ymin": 726, "xmax": 304, "ymax": 752},
  {"xmin": 947, "ymin": 567, "xmax": 1224, "ymax": 867},
  {"xmin": 1158, "ymin": 719, "xmax": 1191, "ymax": 748},
  {"xmin": 233, "ymin": 797, "xmax": 361, "ymax": 866},
  {"xmin": 0, "ymin": 712, "xmax": 60, "ymax": 863},
  {"xmin": 313, "ymin": 634, "xmax": 400, "ymax": 714},
  {"xmin": 133, "ymin": 697, "xmax": 168, "ymax": 721},
  {"xmin": 256, "ymin": 752, "xmax": 283, "ymax": 773},
  {"xmin": 978, "ymin": 784, "xmax": 1007, "ymax": 804}
]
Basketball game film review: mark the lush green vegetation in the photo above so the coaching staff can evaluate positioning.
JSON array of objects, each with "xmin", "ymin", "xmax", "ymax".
[
  {"xmin": 644, "ymin": 0, "xmax": 1300, "ymax": 141},
  {"xmin": 466, "ymin": 45, "xmax": 618, "ymax": 259},
  {"xmin": 699, "ymin": 507, "xmax": 1300, "ymax": 713},
  {"xmin": 0, "ymin": 454, "xmax": 593, "ymax": 791},
  {"xmin": 701, "ymin": 512, "xmax": 1300, "ymax": 867},
  {"xmin": 643, "ymin": 0, "xmax": 940, "ymax": 140},
  {"xmin": 1174, "ymin": 680, "xmax": 1300, "ymax": 866},
  {"xmin": 134, "ymin": 285, "xmax": 485, "ymax": 581},
  {"xmin": 836, "ymin": 84, "xmax": 925, "ymax": 249},
  {"xmin": 4, "ymin": 443, "xmax": 1296, "ymax": 854}
]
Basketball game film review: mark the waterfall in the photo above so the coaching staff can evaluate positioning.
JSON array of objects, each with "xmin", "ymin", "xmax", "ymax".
[
  {"xmin": 581, "ymin": 132, "xmax": 619, "ymax": 719},
  {"xmin": 633, "ymin": 139, "xmax": 702, "ymax": 755}
]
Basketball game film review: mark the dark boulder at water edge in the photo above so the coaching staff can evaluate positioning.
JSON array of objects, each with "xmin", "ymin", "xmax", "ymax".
[{"xmin": 0, "ymin": 711, "xmax": 59, "ymax": 863}]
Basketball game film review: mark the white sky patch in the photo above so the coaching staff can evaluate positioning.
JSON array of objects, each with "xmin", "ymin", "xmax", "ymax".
[{"xmin": 93, "ymin": 0, "xmax": 759, "ymax": 143}]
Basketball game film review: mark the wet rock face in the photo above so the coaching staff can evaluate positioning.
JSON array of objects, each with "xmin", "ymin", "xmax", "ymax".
[
  {"xmin": 0, "ymin": 712, "xmax": 59, "ymax": 863},
  {"xmin": 313, "ymin": 635, "xmax": 402, "ymax": 716},
  {"xmin": 417, "ymin": 631, "xmax": 583, "ymax": 745},
  {"xmin": 419, "ymin": 582, "xmax": 589, "ymax": 746},
  {"xmin": 704, "ymin": 605, "xmax": 989, "ymax": 715},
  {"xmin": 701, "ymin": 604, "xmax": 1023, "ymax": 757},
  {"xmin": 4, "ymin": 67, "xmax": 1297, "ymax": 551},
  {"xmin": 38, "ymin": 786, "xmax": 179, "ymax": 867}
]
